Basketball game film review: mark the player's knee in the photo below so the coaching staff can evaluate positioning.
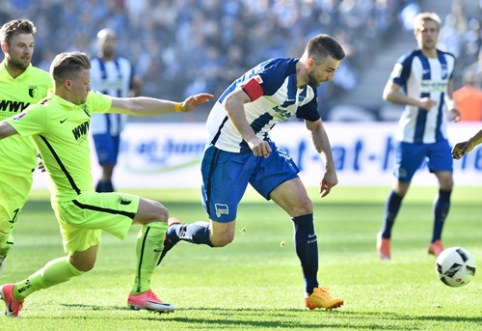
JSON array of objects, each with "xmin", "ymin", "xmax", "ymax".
[
  {"xmin": 292, "ymin": 197, "xmax": 313, "ymax": 215},
  {"xmin": 439, "ymin": 177, "xmax": 454, "ymax": 190},
  {"xmin": 70, "ymin": 257, "xmax": 96, "ymax": 272},
  {"xmin": 154, "ymin": 202, "xmax": 169, "ymax": 223},
  {"xmin": 211, "ymin": 233, "xmax": 234, "ymax": 247},
  {"xmin": 139, "ymin": 199, "xmax": 169, "ymax": 224}
]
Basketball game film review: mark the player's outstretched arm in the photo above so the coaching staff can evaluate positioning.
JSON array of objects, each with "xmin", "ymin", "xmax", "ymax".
[
  {"xmin": 0, "ymin": 121, "xmax": 18, "ymax": 140},
  {"xmin": 108, "ymin": 93, "xmax": 214, "ymax": 116},
  {"xmin": 452, "ymin": 129, "xmax": 482, "ymax": 159}
]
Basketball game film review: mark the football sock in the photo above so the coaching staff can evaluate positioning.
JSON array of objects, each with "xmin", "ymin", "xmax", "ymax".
[
  {"xmin": 291, "ymin": 214, "xmax": 318, "ymax": 296},
  {"xmin": 381, "ymin": 191, "xmax": 403, "ymax": 239},
  {"xmin": 132, "ymin": 222, "xmax": 168, "ymax": 295},
  {"xmin": 13, "ymin": 257, "xmax": 84, "ymax": 300},
  {"xmin": 96, "ymin": 180, "xmax": 114, "ymax": 193},
  {"xmin": 0, "ymin": 232, "xmax": 14, "ymax": 257},
  {"xmin": 432, "ymin": 189, "xmax": 451, "ymax": 243},
  {"xmin": 168, "ymin": 221, "xmax": 214, "ymax": 246}
]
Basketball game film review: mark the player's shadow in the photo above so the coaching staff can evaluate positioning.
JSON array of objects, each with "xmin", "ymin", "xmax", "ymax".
[{"xmin": 55, "ymin": 305, "xmax": 482, "ymax": 329}]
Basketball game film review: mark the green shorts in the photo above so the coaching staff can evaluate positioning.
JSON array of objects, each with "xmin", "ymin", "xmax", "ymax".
[
  {"xmin": 0, "ymin": 172, "xmax": 33, "ymax": 233},
  {"xmin": 51, "ymin": 192, "xmax": 140, "ymax": 254}
]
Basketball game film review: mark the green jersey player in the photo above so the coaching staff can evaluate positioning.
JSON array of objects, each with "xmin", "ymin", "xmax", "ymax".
[
  {"xmin": 0, "ymin": 19, "xmax": 52, "ymax": 276},
  {"xmin": 0, "ymin": 51, "xmax": 213, "ymax": 317}
]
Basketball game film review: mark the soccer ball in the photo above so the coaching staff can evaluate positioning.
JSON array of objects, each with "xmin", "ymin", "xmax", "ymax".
[{"xmin": 435, "ymin": 247, "xmax": 476, "ymax": 287}]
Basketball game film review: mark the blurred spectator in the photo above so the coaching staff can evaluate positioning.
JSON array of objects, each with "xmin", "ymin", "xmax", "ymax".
[
  {"xmin": 453, "ymin": 70, "xmax": 482, "ymax": 121},
  {"xmin": 7, "ymin": 0, "xmax": 410, "ymax": 118}
]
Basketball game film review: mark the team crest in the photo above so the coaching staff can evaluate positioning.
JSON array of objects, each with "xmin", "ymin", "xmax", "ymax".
[
  {"xmin": 214, "ymin": 203, "xmax": 229, "ymax": 217},
  {"xmin": 28, "ymin": 86, "xmax": 38, "ymax": 98},
  {"xmin": 119, "ymin": 196, "xmax": 132, "ymax": 205},
  {"xmin": 441, "ymin": 63, "xmax": 448, "ymax": 79}
]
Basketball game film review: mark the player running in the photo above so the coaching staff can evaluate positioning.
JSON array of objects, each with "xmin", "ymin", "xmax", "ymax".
[
  {"xmin": 158, "ymin": 34, "xmax": 345, "ymax": 310},
  {"xmin": 0, "ymin": 51, "xmax": 213, "ymax": 317}
]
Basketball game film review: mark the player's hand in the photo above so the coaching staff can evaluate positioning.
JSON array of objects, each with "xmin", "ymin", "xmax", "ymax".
[
  {"xmin": 450, "ymin": 107, "xmax": 461, "ymax": 123},
  {"xmin": 319, "ymin": 169, "xmax": 338, "ymax": 198},
  {"xmin": 248, "ymin": 138, "xmax": 271, "ymax": 158},
  {"xmin": 419, "ymin": 97, "xmax": 437, "ymax": 111},
  {"xmin": 452, "ymin": 140, "xmax": 473, "ymax": 159},
  {"xmin": 181, "ymin": 93, "xmax": 214, "ymax": 112}
]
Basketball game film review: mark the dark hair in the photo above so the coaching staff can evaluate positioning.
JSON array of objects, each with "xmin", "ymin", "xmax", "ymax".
[
  {"xmin": 305, "ymin": 34, "xmax": 345, "ymax": 64},
  {"xmin": 50, "ymin": 52, "xmax": 91, "ymax": 84},
  {"xmin": 0, "ymin": 19, "xmax": 36, "ymax": 46}
]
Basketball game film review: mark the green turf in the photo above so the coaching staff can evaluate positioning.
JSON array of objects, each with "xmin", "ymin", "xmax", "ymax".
[{"xmin": 1, "ymin": 186, "xmax": 481, "ymax": 330}]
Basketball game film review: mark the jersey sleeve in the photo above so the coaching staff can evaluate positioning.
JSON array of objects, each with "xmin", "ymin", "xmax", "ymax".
[
  {"xmin": 6, "ymin": 104, "xmax": 48, "ymax": 136},
  {"xmin": 390, "ymin": 54, "xmax": 412, "ymax": 87},
  {"xmin": 241, "ymin": 58, "xmax": 294, "ymax": 101},
  {"xmin": 88, "ymin": 90, "xmax": 112, "ymax": 114},
  {"xmin": 296, "ymin": 88, "xmax": 321, "ymax": 122},
  {"xmin": 241, "ymin": 75, "xmax": 264, "ymax": 101}
]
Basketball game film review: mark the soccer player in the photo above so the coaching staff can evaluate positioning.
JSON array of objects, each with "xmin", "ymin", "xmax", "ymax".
[
  {"xmin": 0, "ymin": 52, "xmax": 213, "ymax": 317},
  {"xmin": 158, "ymin": 34, "xmax": 345, "ymax": 310},
  {"xmin": 376, "ymin": 12, "xmax": 461, "ymax": 260},
  {"xmin": 0, "ymin": 19, "xmax": 52, "ymax": 276},
  {"xmin": 90, "ymin": 28, "xmax": 142, "ymax": 193}
]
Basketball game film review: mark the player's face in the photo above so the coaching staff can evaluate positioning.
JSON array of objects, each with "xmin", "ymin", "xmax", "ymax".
[
  {"xmin": 70, "ymin": 69, "xmax": 91, "ymax": 105},
  {"xmin": 307, "ymin": 56, "xmax": 340, "ymax": 88},
  {"xmin": 99, "ymin": 35, "xmax": 116, "ymax": 58},
  {"xmin": 4, "ymin": 33, "xmax": 34, "ymax": 70},
  {"xmin": 415, "ymin": 20, "xmax": 439, "ymax": 51}
]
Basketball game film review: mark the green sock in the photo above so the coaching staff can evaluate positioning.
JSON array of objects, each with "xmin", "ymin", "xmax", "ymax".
[
  {"xmin": 13, "ymin": 257, "xmax": 84, "ymax": 300},
  {"xmin": 132, "ymin": 222, "xmax": 168, "ymax": 295}
]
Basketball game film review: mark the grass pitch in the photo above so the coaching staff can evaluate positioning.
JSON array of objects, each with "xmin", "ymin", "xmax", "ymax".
[{"xmin": 1, "ymin": 186, "xmax": 481, "ymax": 330}]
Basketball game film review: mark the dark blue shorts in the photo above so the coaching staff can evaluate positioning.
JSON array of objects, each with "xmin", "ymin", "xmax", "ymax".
[
  {"xmin": 200, "ymin": 141, "xmax": 299, "ymax": 223},
  {"xmin": 92, "ymin": 133, "xmax": 121, "ymax": 165},
  {"xmin": 394, "ymin": 139, "xmax": 453, "ymax": 182}
]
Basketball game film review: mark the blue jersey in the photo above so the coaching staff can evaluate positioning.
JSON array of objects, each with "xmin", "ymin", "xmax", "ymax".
[
  {"xmin": 206, "ymin": 58, "xmax": 320, "ymax": 153},
  {"xmin": 389, "ymin": 49, "xmax": 455, "ymax": 144},
  {"xmin": 89, "ymin": 56, "xmax": 134, "ymax": 136}
]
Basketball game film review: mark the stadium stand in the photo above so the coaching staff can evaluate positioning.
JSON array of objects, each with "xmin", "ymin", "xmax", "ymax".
[{"xmin": 5, "ymin": 0, "xmax": 475, "ymax": 122}]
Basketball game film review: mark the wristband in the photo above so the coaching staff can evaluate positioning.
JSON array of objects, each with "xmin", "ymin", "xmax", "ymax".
[
  {"xmin": 174, "ymin": 102, "xmax": 183, "ymax": 112},
  {"xmin": 446, "ymin": 100, "xmax": 456, "ymax": 110}
]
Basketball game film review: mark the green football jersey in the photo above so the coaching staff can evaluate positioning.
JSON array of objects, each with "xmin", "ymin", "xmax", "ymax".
[
  {"xmin": 8, "ymin": 90, "xmax": 112, "ymax": 199},
  {"xmin": 0, "ymin": 61, "xmax": 52, "ymax": 176}
]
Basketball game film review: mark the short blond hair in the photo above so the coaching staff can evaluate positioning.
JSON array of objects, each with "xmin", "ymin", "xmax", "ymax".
[
  {"xmin": 50, "ymin": 52, "xmax": 91, "ymax": 85},
  {"xmin": 413, "ymin": 12, "xmax": 441, "ymax": 31}
]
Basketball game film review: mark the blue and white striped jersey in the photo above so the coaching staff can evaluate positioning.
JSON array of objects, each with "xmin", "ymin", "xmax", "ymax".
[
  {"xmin": 389, "ymin": 48, "xmax": 455, "ymax": 144},
  {"xmin": 89, "ymin": 56, "xmax": 134, "ymax": 136},
  {"xmin": 206, "ymin": 58, "xmax": 320, "ymax": 153}
]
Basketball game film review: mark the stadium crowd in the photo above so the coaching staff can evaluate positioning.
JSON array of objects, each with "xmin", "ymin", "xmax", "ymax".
[{"xmin": 3, "ymin": 0, "xmax": 419, "ymax": 113}]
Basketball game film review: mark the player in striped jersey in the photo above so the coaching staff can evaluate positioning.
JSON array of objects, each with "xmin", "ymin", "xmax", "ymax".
[
  {"xmin": 377, "ymin": 12, "xmax": 461, "ymax": 260},
  {"xmin": 90, "ymin": 28, "xmax": 142, "ymax": 192},
  {"xmin": 0, "ymin": 19, "xmax": 52, "ymax": 277},
  {"xmin": 158, "ymin": 34, "xmax": 345, "ymax": 310}
]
